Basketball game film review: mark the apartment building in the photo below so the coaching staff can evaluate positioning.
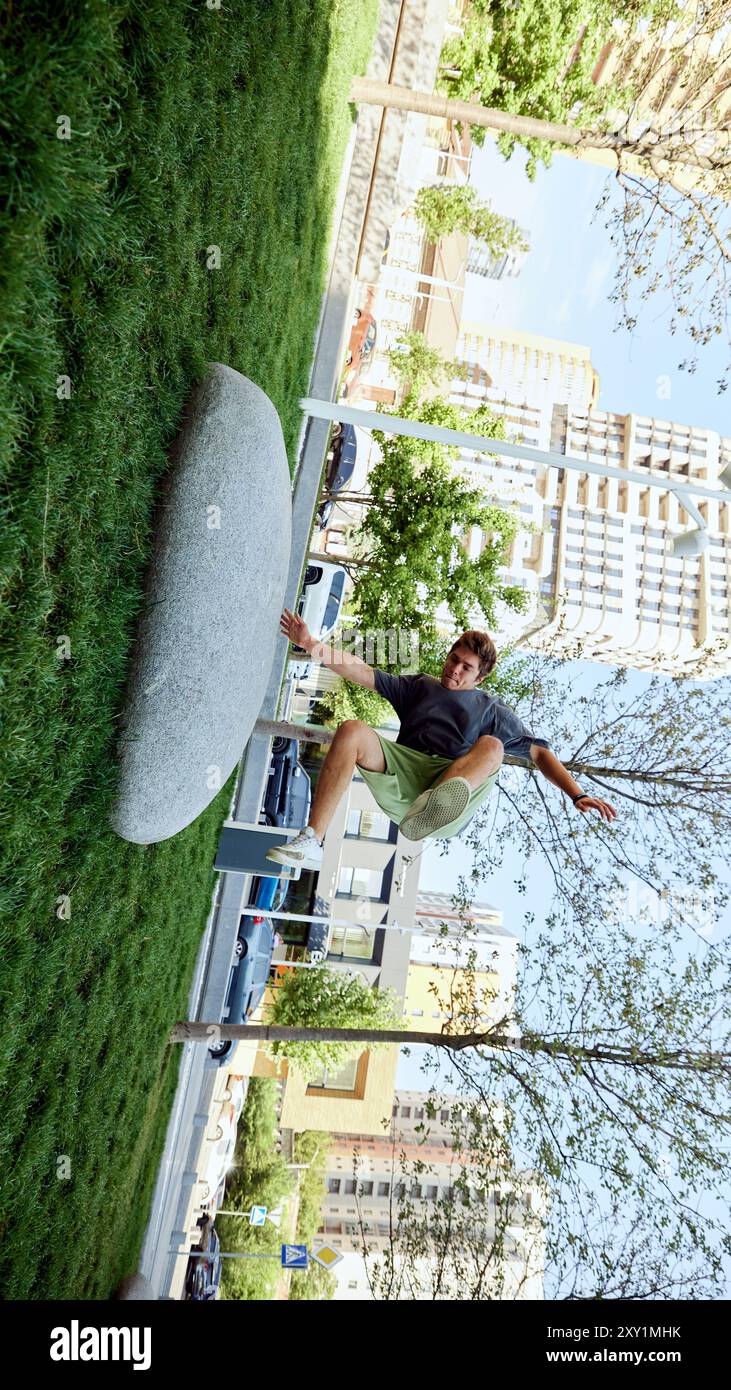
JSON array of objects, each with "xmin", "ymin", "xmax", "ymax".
[
  {"xmin": 318, "ymin": 1090, "xmax": 546, "ymax": 1298},
  {"xmin": 410, "ymin": 889, "xmax": 518, "ymax": 1021},
  {"xmin": 354, "ymin": 0, "xmax": 456, "ymax": 285},
  {"xmin": 442, "ymin": 327, "xmax": 731, "ymax": 676},
  {"xmin": 456, "ymin": 320, "xmax": 600, "ymax": 413}
]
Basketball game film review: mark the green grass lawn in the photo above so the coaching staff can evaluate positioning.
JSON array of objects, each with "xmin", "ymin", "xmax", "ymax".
[{"xmin": 0, "ymin": 0, "xmax": 378, "ymax": 1299}]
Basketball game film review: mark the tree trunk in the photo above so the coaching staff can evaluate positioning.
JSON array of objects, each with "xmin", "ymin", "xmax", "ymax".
[
  {"xmin": 349, "ymin": 78, "xmax": 728, "ymax": 172},
  {"xmin": 255, "ymin": 719, "xmax": 723, "ymax": 790},
  {"xmin": 168, "ymin": 1020, "xmax": 727, "ymax": 1070}
]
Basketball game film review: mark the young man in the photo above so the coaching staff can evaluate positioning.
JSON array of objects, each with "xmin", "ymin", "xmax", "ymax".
[{"xmin": 266, "ymin": 609, "xmax": 617, "ymax": 871}]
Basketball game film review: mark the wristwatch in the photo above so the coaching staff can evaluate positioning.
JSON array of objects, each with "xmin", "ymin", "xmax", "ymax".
[{"xmin": 572, "ymin": 791, "xmax": 590, "ymax": 806}]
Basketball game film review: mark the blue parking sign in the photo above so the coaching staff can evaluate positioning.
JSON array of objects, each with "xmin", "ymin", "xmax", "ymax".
[{"xmin": 281, "ymin": 1244, "xmax": 308, "ymax": 1268}]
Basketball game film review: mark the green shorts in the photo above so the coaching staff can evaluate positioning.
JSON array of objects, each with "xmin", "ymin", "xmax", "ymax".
[{"xmin": 357, "ymin": 733, "xmax": 499, "ymax": 840}]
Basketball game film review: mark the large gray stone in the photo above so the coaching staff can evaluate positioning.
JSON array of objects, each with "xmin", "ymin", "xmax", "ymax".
[{"xmin": 109, "ymin": 364, "xmax": 291, "ymax": 845}]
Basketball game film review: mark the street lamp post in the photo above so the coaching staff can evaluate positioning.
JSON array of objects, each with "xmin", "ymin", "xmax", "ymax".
[{"xmin": 300, "ymin": 397, "xmax": 731, "ymax": 557}]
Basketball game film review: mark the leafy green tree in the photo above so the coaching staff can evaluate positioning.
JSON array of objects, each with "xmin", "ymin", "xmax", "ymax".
[
  {"xmin": 266, "ymin": 966, "xmax": 402, "ymax": 1079},
  {"xmin": 290, "ymin": 1132, "xmax": 337, "ymax": 1301},
  {"xmin": 218, "ymin": 1078, "xmax": 295, "ymax": 1302},
  {"xmin": 339, "ymin": 394, "xmax": 530, "ymax": 648},
  {"xmin": 311, "ymin": 680, "xmax": 394, "ymax": 730},
  {"xmin": 385, "ymin": 329, "xmax": 461, "ymax": 401},
  {"xmin": 413, "ymin": 182, "xmax": 529, "ymax": 253},
  {"xmin": 438, "ymin": 0, "xmax": 657, "ymax": 176}
]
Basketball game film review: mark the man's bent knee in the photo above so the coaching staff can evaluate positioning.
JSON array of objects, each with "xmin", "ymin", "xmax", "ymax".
[{"xmin": 472, "ymin": 735, "xmax": 504, "ymax": 761}]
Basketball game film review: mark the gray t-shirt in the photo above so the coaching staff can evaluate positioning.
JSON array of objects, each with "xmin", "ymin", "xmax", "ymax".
[{"xmin": 373, "ymin": 670, "xmax": 552, "ymax": 762}]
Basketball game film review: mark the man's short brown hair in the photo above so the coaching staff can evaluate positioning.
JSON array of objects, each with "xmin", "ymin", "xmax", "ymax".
[{"xmin": 449, "ymin": 630, "xmax": 497, "ymax": 681}]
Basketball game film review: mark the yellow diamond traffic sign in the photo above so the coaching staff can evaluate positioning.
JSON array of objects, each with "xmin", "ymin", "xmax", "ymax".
[{"xmin": 310, "ymin": 1244, "xmax": 343, "ymax": 1270}]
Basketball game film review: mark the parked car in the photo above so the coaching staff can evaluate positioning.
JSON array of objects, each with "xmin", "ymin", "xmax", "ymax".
[
  {"xmin": 216, "ymin": 1069, "xmax": 246, "ymax": 1105},
  {"xmin": 342, "ymin": 305, "xmax": 377, "ymax": 397},
  {"xmin": 223, "ymin": 1080, "xmax": 246, "ymax": 1128},
  {"xmin": 297, "ymin": 560, "xmax": 347, "ymax": 643},
  {"xmin": 185, "ymin": 1227, "xmax": 222, "ymax": 1301},
  {"xmin": 262, "ymin": 738, "xmax": 312, "ymax": 830},
  {"xmin": 208, "ymin": 1099, "xmax": 239, "ymax": 1146},
  {"xmin": 316, "ymin": 424, "xmax": 356, "ymax": 528},
  {"xmin": 208, "ymin": 913, "xmax": 275, "ymax": 1067},
  {"xmin": 193, "ymin": 1173, "xmax": 227, "ymax": 1233},
  {"xmin": 250, "ymin": 874, "xmax": 291, "ymax": 915},
  {"xmin": 197, "ymin": 1126, "xmax": 238, "ymax": 1204},
  {"xmin": 287, "ymin": 559, "xmax": 348, "ymax": 681}
]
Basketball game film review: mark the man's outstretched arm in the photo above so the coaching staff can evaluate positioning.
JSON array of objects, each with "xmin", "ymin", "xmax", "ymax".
[
  {"xmin": 529, "ymin": 744, "xmax": 617, "ymax": 823},
  {"xmin": 280, "ymin": 608, "xmax": 376, "ymax": 689}
]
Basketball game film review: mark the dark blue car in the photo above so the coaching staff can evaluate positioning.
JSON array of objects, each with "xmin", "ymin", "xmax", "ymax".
[
  {"xmin": 262, "ymin": 738, "xmax": 312, "ymax": 830},
  {"xmin": 317, "ymin": 424, "xmax": 358, "ymax": 527},
  {"xmin": 185, "ymin": 1227, "xmax": 222, "ymax": 1301},
  {"xmin": 208, "ymin": 913, "xmax": 275, "ymax": 1067}
]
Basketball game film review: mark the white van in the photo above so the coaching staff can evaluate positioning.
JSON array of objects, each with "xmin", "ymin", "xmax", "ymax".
[{"xmin": 288, "ymin": 560, "xmax": 348, "ymax": 680}]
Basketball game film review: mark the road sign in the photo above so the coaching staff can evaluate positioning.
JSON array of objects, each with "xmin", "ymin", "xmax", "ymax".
[
  {"xmin": 310, "ymin": 1243, "xmax": 343, "ymax": 1270},
  {"xmin": 281, "ymin": 1244, "xmax": 308, "ymax": 1269},
  {"xmin": 249, "ymin": 1205, "xmax": 267, "ymax": 1226},
  {"xmin": 266, "ymin": 1205, "xmax": 283, "ymax": 1228}
]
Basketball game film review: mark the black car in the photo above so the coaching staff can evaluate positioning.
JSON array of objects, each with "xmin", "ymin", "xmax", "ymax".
[
  {"xmin": 185, "ymin": 1227, "xmax": 222, "ymax": 1301},
  {"xmin": 262, "ymin": 738, "xmax": 312, "ymax": 830},
  {"xmin": 317, "ymin": 424, "xmax": 358, "ymax": 527}
]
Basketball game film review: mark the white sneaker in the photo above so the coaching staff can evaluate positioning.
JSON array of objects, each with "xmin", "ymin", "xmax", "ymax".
[{"xmin": 265, "ymin": 826, "xmax": 324, "ymax": 871}]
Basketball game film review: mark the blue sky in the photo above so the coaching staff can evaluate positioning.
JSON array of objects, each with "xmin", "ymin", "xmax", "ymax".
[
  {"xmin": 463, "ymin": 136, "xmax": 730, "ymax": 436},
  {"xmin": 393, "ymin": 136, "xmax": 730, "ymax": 1290}
]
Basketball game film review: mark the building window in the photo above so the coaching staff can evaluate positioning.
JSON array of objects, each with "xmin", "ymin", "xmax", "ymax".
[
  {"xmin": 440, "ymin": 1109, "xmax": 450, "ymax": 1122},
  {"xmin": 360, "ymin": 1181, "xmax": 374, "ymax": 1197},
  {"xmin": 426, "ymin": 1185, "xmax": 439, "ymax": 1200},
  {"xmin": 308, "ymin": 1057, "xmax": 361, "ymax": 1091},
  {"xmin": 400, "ymin": 1106, "xmax": 411, "ymax": 1118},
  {"xmin": 410, "ymin": 1183, "xmax": 423, "ymax": 1199},
  {"xmin": 344, "ymin": 1179, "xmax": 357, "ymax": 1195},
  {"xmin": 377, "ymin": 1182, "xmax": 390, "ymax": 1197},
  {"xmin": 345, "ymin": 808, "xmax": 393, "ymax": 841},
  {"xmin": 327, "ymin": 1178, "xmax": 341, "ymax": 1194},
  {"xmin": 337, "ymin": 865, "xmax": 386, "ymax": 900},
  {"xmin": 414, "ymin": 1107, "xmax": 424, "ymax": 1120},
  {"xmin": 329, "ymin": 925, "xmax": 378, "ymax": 961}
]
